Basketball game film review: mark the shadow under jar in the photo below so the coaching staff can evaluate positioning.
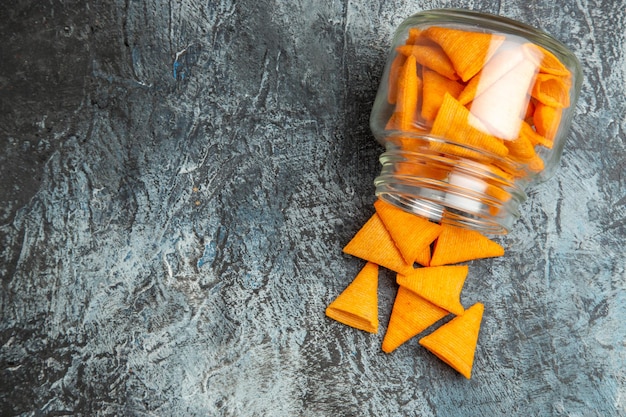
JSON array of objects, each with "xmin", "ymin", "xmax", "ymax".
[{"xmin": 370, "ymin": 9, "xmax": 582, "ymax": 234}]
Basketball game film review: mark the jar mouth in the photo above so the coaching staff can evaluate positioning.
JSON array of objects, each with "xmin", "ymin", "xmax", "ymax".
[{"xmin": 374, "ymin": 133, "xmax": 528, "ymax": 235}]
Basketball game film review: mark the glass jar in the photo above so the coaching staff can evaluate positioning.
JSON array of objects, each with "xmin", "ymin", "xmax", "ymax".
[{"xmin": 370, "ymin": 9, "xmax": 582, "ymax": 234}]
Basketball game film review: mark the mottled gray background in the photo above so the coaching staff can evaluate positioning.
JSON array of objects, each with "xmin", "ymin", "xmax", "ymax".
[{"xmin": 1, "ymin": 0, "xmax": 624, "ymax": 416}]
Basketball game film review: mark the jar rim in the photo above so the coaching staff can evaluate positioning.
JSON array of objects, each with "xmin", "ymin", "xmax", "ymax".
[{"xmin": 374, "ymin": 140, "xmax": 529, "ymax": 234}]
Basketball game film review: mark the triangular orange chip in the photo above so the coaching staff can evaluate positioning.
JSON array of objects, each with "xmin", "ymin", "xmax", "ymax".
[
  {"xmin": 381, "ymin": 286, "xmax": 449, "ymax": 353},
  {"xmin": 431, "ymin": 93, "xmax": 509, "ymax": 157},
  {"xmin": 406, "ymin": 27, "xmax": 443, "ymax": 47},
  {"xmin": 419, "ymin": 302, "xmax": 484, "ymax": 379},
  {"xmin": 504, "ymin": 132, "xmax": 537, "ymax": 162},
  {"xmin": 527, "ymin": 154, "xmax": 545, "ymax": 172},
  {"xmin": 533, "ymin": 102, "xmax": 562, "ymax": 142},
  {"xmin": 423, "ymin": 26, "xmax": 505, "ymax": 82},
  {"xmin": 394, "ymin": 54, "xmax": 421, "ymax": 130},
  {"xmin": 520, "ymin": 120, "xmax": 552, "ymax": 149},
  {"xmin": 326, "ymin": 262, "xmax": 379, "ymax": 333},
  {"xmin": 387, "ymin": 53, "xmax": 407, "ymax": 104},
  {"xmin": 385, "ymin": 113, "xmax": 398, "ymax": 130},
  {"xmin": 374, "ymin": 199, "xmax": 442, "ymax": 266},
  {"xmin": 406, "ymin": 27, "xmax": 424, "ymax": 45},
  {"xmin": 396, "ymin": 265, "xmax": 468, "ymax": 316},
  {"xmin": 421, "ymin": 68, "xmax": 464, "ymax": 122},
  {"xmin": 430, "ymin": 224, "xmax": 504, "ymax": 266},
  {"xmin": 396, "ymin": 44, "xmax": 458, "ymax": 81},
  {"xmin": 343, "ymin": 213, "xmax": 413, "ymax": 274},
  {"xmin": 523, "ymin": 43, "xmax": 571, "ymax": 77},
  {"xmin": 531, "ymin": 73, "xmax": 571, "ymax": 108},
  {"xmin": 415, "ymin": 244, "xmax": 431, "ymax": 267},
  {"xmin": 484, "ymin": 182, "xmax": 512, "ymax": 206}
]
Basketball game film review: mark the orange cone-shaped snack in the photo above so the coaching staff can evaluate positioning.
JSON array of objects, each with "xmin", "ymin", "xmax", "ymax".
[
  {"xmin": 523, "ymin": 43, "xmax": 571, "ymax": 77},
  {"xmin": 504, "ymin": 133, "xmax": 537, "ymax": 161},
  {"xmin": 387, "ymin": 53, "xmax": 407, "ymax": 104},
  {"xmin": 457, "ymin": 73, "xmax": 480, "ymax": 106},
  {"xmin": 343, "ymin": 213, "xmax": 413, "ymax": 275},
  {"xmin": 520, "ymin": 120, "xmax": 552, "ymax": 149},
  {"xmin": 415, "ymin": 244, "xmax": 431, "ymax": 267},
  {"xmin": 419, "ymin": 302, "xmax": 484, "ymax": 379},
  {"xmin": 326, "ymin": 262, "xmax": 379, "ymax": 333},
  {"xmin": 531, "ymin": 73, "xmax": 571, "ymax": 108},
  {"xmin": 527, "ymin": 154, "xmax": 545, "ymax": 172},
  {"xmin": 406, "ymin": 27, "xmax": 425, "ymax": 45},
  {"xmin": 396, "ymin": 44, "xmax": 458, "ymax": 81},
  {"xmin": 382, "ymin": 286, "xmax": 449, "ymax": 353},
  {"xmin": 406, "ymin": 27, "xmax": 445, "ymax": 47},
  {"xmin": 533, "ymin": 102, "xmax": 562, "ymax": 143},
  {"xmin": 484, "ymin": 182, "xmax": 512, "ymax": 205},
  {"xmin": 430, "ymin": 224, "xmax": 504, "ymax": 266},
  {"xmin": 524, "ymin": 99, "xmax": 536, "ymax": 121},
  {"xmin": 394, "ymin": 54, "xmax": 421, "ymax": 130},
  {"xmin": 374, "ymin": 199, "xmax": 442, "ymax": 266},
  {"xmin": 385, "ymin": 113, "xmax": 398, "ymax": 130},
  {"xmin": 396, "ymin": 265, "xmax": 468, "ymax": 316},
  {"xmin": 431, "ymin": 93, "xmax": 509, "ymax": 157},
  {"xmin": 423, "ymin": 26, "xmax": 505, "ymax": 82},
  {"xmin": 421, "ymin": 68, "xmax": 464, "ymax": 122}
]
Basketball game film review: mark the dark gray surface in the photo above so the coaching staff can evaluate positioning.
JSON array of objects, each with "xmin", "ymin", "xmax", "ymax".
[{"xmin": 1, "ymin": 1, "xmax": 624, "ymax": 415}]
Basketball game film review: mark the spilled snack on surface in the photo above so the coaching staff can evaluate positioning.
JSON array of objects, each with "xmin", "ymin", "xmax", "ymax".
[
  {"xmin": 327, "ymin": 10, "xmax": 580, "ymax": 379},
  {"xmin": 325, "ymin": 262, "xmax": 380, "ymax": 334},
  {"xmin": 430, "ymin": 224, "xmax": 505, "ymax": 266},
  {"xmin": 342, "ymin": 212, "xmax": 413, "ymax": 275},
  {"xmin": 374, "ymin": 199, "xmax": 441, "ymax": 266},
  {"xmin": 419, "ymin": 302, "xmax": 485, "ymax": 379},
  {"xmin": 382, "ymin": 286, "xmax": 448, "ymax": 354},
  {"xmin": 327, "ymin": 198, "xmax": 502, "ymax": 378},
  {"xmin": 396, "ymin": 265, "xmax": 468, "ymax": 316}
]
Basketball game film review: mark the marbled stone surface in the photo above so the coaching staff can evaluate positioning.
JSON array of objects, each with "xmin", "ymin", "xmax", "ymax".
[{"xmin": 1, "ymin": 1, "xmax": 624, "ymax": 415}]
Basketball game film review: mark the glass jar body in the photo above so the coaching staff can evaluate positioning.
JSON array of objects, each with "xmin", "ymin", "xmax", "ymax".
[{"xmin": 370, "ymin": 9, "xmax": 582, "ymax": 234}]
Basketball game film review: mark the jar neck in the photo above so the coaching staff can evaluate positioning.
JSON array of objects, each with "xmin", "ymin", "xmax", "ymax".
[{"xmin": 374, "ymin": 134, "xmax": 528, "ymax": 235}]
